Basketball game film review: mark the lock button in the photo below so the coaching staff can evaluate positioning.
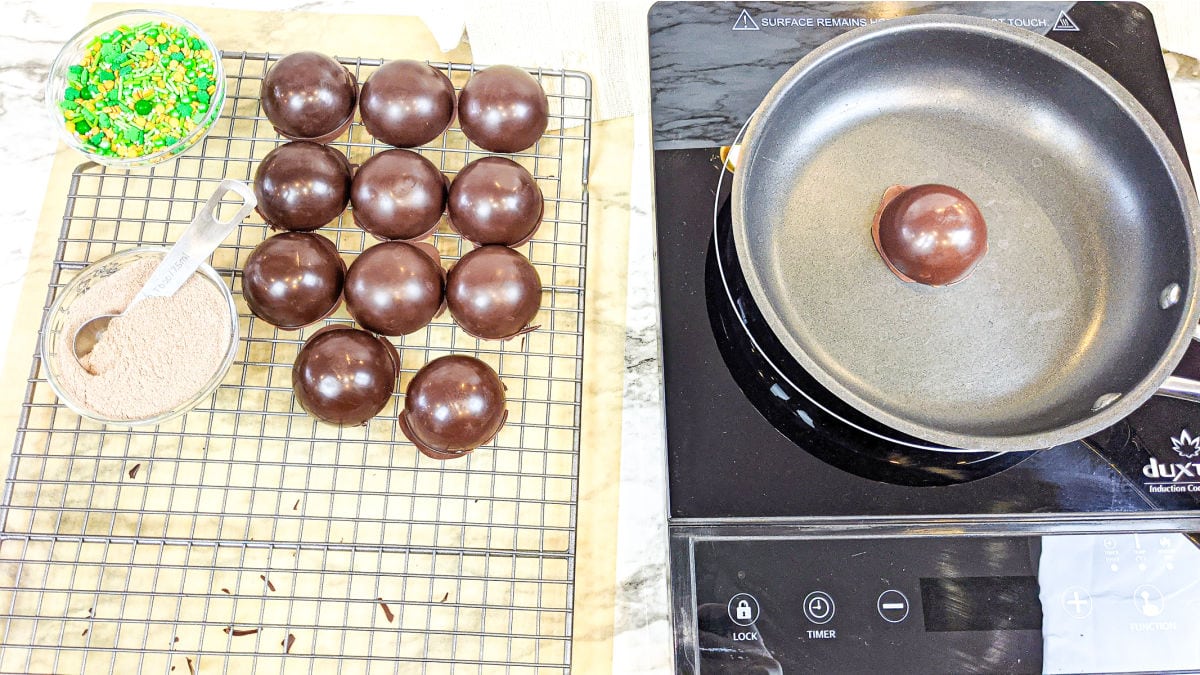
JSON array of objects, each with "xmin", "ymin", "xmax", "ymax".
[
  {"xmin": 736, "ymin": 600, "xmax": 752, "ymax": 620},
  {"xmin": 727, "ymin": 593, "xmax": 760, "ymax": 626}
]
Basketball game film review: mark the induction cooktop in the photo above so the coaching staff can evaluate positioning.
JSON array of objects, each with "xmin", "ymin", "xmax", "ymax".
[{"xmin": 649, "ymin": 2, "xmax": 1200, "ymax": 672}]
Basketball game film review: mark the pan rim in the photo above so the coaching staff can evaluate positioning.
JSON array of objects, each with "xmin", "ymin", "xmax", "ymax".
[{"xmin": 730, "ymin": 13, "xmax": 1200, "ymax": 453}]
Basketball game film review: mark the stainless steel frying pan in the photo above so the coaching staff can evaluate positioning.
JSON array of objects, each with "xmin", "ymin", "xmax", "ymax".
[{"xmin": 731, "ymin": 15, "xmax": 1200, "ymax": 452}]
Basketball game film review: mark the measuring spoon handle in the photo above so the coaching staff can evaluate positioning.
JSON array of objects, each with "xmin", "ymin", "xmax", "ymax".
[{"xmin": 133, "ymin": 179, "xmax": 257, "ymax": 305}]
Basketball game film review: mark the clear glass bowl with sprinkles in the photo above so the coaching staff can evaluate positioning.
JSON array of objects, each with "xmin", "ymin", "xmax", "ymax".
[{"xmin": 46, "ymin": 10, "xmax": 225, "ymax": 168}]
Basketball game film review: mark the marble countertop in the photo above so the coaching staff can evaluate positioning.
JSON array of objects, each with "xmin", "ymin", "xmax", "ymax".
[{"xmin": 1, "ymin": 2, "xmax": 1198, "ymax": 673}]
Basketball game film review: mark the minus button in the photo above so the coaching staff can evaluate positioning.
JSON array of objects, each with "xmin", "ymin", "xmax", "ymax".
[{"xmin": 877, "ymin": 590, "xmax": 910, "ymax": 623}]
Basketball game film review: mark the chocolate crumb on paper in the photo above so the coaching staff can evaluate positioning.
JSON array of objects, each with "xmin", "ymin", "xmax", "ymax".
[
  {"xmin": 81, "ymin": 628, "xmax": 88, "ymax": 636},
  {"xmin": 292, "ymin": 499, "xmax": 300, "ymax": 511},
  {"xmin": 220, "ymin": 588, "xmax": 230, "ymax": 594},
  {"xmin": 283, "ymin": 633, "xmax": 296, "ymax": 653},
  {"xmin": 260, "ymin": 574, "xmax": 276, "ymax": 592},
  {"xmin": 127, "ymin": 463, "xmax": 141, "ymax": 479},
  {"xmin": 186, "ymin": 657, "xmax": 195, "ymax": 675},
  {"xmin": 377, "ymin": 598, "xmax": 395, "ymax": 623},
  {"xmin": 440, "ymin": 592, "xmax": 449, "ymax": 603},
  {"xmin": 223, "ymin": 627, "xmax": 259, "ymax": 636}
]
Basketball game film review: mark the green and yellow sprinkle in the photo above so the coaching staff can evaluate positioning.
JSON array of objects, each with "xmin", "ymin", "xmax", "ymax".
[{"xmin": 58, "ymin": 21, "xmax": 218, "ymax": 159}]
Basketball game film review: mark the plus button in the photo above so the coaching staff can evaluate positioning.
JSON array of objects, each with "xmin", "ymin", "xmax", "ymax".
[{"xmin": 1061, "ymin": 587, "xmax": 1092, "ymax": 619}]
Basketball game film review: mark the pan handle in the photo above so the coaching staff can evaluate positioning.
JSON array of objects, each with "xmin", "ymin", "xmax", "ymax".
[
  {"xmin": 1158, "ymin": 376, "xmax": 1200, "ymax": 404},
  {"xmin": 1154, "ymin": 327, "xmax": 1200, "ymax": 403}
]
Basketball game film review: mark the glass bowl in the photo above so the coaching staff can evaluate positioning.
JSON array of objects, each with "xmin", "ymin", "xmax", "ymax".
[
  {"xmin": 41, "ymin": 247, "xmax": 239, "ymax": 426},
  {"xmin": 45, "ymin": 10, "xmax": 226, "ymax": 168}
]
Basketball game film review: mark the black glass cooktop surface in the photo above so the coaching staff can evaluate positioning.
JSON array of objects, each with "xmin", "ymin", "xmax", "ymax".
[{"xmin": 650, "ymin": 0, "xmax": 1200, "ymax": 521}]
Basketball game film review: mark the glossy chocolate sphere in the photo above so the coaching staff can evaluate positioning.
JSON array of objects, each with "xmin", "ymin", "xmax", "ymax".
[
  {"xmin": 351, "ymin": 149, "xmax": 447, "ymax": 241},
  {"xmin": 448, "ymin": 157, "xmax": 543, "ymax": 246},
  {"xmin": 254, "ymin": 142, "xmax": 352, "ymax": 232},
  {"xmin": 359, "ymin": 60, "xmax": 456, "ymax": 148},
  {"xmin": 873, "ymin": 184, "xmax": 988, "ymax": 287},
  {"xmin": 400, "ymin": 355, "xmax": 507, "ymax": 459},
  {"xmin": 261, "ymin": 51, "xmax": 357, "ymax": 142},
  {"xmin": 447, "ymin": 246, "xmax": 542, "ymax": 340},
  {"xmin": 345, "ymin": 241, "xmax": 445, "ymax": 336},
  {"xmin": 293, "ymin": 325, "xmax": 400, "ymax": 426},
  {"xmin": 457, "ymin": 65, "xmax": 549, "ymax": 153},
  {"xmin": 243, "ymin": 232, "xmax": 345, "ymax": 329}
]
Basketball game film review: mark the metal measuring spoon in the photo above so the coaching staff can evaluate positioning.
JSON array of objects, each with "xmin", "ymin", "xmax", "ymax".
[{"xmin": 72, "ymin": 179, "xmax": 257, "ymax": 365}]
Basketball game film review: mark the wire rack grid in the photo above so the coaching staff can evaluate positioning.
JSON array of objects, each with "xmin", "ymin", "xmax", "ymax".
[{"xmin": 0, "ymin": 52, "xmax": 592, "ymax": 674}]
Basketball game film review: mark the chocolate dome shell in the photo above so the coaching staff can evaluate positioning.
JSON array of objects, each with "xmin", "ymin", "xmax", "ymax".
[
  {"xmin": 872, "ymin": 184, "xmax": 988, "ymax": 287},
  {"xmin": 254, "ymin": 142, "xmax": 352, "ymax": 232},
  {"xmin": 446, "ymin": 245, "xmax": 541, "ymax": 340},
  {"xmin": 243, "ymin": 232, "xmax": 345, "ymax": 330},
  {"xmin": 399, "ymin": 355, "xmax": 507, "ymax": 459},
  {"xmin": 292, "ymin": 326, "xmax": 400, "ymax": 426},
  {"xmin": 350, "ymin": 149, "xmax": 447, "ymax": 241},
  {"xmin": 345, "ymin": 241, "xmax": 445, "ymax": 336},
  {"xmin": 457, "ymin": 65, "xmax": 548, "ymax": 153},
  {"xmin": 359, "ymin": 60, "xmax": 456, "ymax": 148},
  {"xmin": 260, "ymin": 51, "xmax": 357, "ymax": 143},
  {"xmin": 448, "ymin": 156, "xmax": 543, "ymax": 246}
]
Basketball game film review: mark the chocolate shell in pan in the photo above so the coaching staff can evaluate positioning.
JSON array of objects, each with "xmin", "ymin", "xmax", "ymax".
[{"xmin": 872, "ymin": 183, "xmax": 988, "ymax": 287}]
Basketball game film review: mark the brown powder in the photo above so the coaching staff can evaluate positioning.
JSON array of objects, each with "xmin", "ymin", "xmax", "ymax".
[{"xmin": 55, "ymin": 257, "xmax": 233, "ymax": 421}]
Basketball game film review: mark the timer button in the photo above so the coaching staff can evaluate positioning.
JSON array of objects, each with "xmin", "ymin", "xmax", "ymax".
[{"xmin": 803, "ymin": 591, "xmax": 835, "ymax": 624}]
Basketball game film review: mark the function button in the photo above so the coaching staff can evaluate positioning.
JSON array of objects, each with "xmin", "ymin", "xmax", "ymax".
[
  {"xmin": 877, "ymin": 589, "xmax": 910, "ymax": 623},
  {"xmin": 1133, "ymin": 585, "xmax": 1164, "ymax": 618},
  {"xmin": 803, "ymin": 591, "xmax": 835, "ymax": 624}
]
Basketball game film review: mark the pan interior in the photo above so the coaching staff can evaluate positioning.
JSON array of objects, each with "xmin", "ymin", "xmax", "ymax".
[{"xmin": 735, "ymin": 24, "xmax": 1193, "ymax": 445}]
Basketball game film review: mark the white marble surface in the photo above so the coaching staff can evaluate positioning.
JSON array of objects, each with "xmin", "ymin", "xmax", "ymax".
[{"xmin": 1, "ymin": 2, "xmax": 1199, "ymax": 674}]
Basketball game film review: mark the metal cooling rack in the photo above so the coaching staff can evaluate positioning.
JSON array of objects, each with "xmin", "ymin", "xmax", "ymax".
[{"xmin": 0, "ymin": 52, "xmax": 591, "ymax": 673}]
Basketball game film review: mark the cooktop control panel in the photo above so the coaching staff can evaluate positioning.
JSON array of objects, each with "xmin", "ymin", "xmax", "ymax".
[{"xmin": 684, "ymin": 534, "xmax": 1200, "ymax": 674}]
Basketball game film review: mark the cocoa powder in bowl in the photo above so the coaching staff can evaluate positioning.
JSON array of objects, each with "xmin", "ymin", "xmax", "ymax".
[{"xmin": 49, "ymin": 253, "xmax": 236, "ymax": 422}]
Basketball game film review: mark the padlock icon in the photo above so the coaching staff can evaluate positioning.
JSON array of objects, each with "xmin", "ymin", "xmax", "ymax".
[{"xmin": 736, "ymin": 599, "xmax": 752, "ymax": 621}]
